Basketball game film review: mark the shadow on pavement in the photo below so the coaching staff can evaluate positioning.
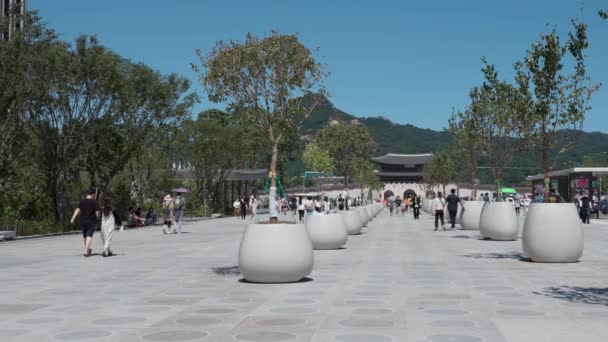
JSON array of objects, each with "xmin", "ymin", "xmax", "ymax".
[
  {"xmin": 238, "ymin": 277, "xmax": 314, "ymax": 284},
  {"xmin": 461, "ymin": 252, "xmax": 528, "ymax": 261},
  {"xmin": 211, "ymin": 266, "xmax": 240, "ymax": 276},
  {"xmin": 533, "ymin": 286, "xmax": 608, "ymax": 306}
]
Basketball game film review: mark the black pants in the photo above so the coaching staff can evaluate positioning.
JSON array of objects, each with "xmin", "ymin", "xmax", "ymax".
[
  {"xmin": 448, "ymin": 209, "xmax": 457, "ymax": 228},
  {"xmin": 435, "ymin": 210, "xmax": 444, "ymax": 228},
  {"xmin": 298, "ymin": 210, "xmax": 305, "ymax": 221},
  {"xmin": 241, "ymin": 208, "xmax": 247, "ymax": 219},
  {"xmin": 580, "ymin": 207, "xmax": 591, "ymax": 223},
  {"xmin": 413, "ymin": 207, "xmax": 420, "ymax": 219}
]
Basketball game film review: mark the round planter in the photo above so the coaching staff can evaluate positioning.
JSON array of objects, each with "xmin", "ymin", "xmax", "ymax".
[
  {"xmin": 355, "ymin": 208, "xmax": 368, "ymax": 227},
  {"xmin": 306, "ymin": 214, "xmax": 348, "ymax": 250},
  {"xmin": 479, "ymin": 202, "xmax": 519, "ymax": 240},
  {"xmin": 365, "ymin": 206, "xmax": 374, "ymax": 221},
  {"xmin": 461, "ymin": 201, "xmax": 486, "ymax": 230},
  {"xmin": 338, "ymin": 210, "xmax": 363, "ymax": 235},
  {"xmin": 238, "ymin": 223, "xmax": 314, "ymax": 283},
  {"xmin": 522, "ymin": 203, "xmax": 583, "ymax": 263},
  {"xmin": 424, "ymin": 200, "xmax": 431, "ymax": 213}
]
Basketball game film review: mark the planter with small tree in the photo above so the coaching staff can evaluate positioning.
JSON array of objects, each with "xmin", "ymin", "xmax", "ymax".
[
  {"xmin": 515, "ymin": 21, "xmax": 599, "ymax": 262},
  {"xmin": 195, "ymin": 32, "xmax": 325, "ymax": 282}
]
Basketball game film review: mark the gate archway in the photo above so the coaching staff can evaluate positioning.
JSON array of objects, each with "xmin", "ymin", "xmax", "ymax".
[
  {"xmin": 383, "ymin": 190, "xmax": 394, "ymax": 199},
  {"xmin": 403, "ymin": 189, "xmax": 417, "ymax": 199}
]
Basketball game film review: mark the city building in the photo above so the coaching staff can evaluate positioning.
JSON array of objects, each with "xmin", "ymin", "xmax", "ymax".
[
  {"xmin": 526, "ymin": 167, "xmax": 608, "ymax": 201},
  {"xmin": 1, "ymin": 0, "xmax": 27, "ymax": 41},
  {"xmin": 371, "ymin": 153, "xmax": 457, "ymax": 200}
]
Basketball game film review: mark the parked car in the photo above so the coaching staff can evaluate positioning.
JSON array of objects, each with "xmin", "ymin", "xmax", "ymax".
[{"xmin": 598, "ymin": 200, "xmax": 608, "ymax": 214}]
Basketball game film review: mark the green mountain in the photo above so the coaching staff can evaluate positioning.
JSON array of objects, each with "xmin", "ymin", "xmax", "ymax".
[{"xmin": 289, "ymin": 95, "xmax": 608, "ymax": 186}]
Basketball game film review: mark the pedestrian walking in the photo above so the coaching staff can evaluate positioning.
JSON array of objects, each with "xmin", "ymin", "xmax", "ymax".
[
  {"xmin": 173, "ymin": 192, "xmax": 186, "ymax": 234},
  {"xmin": 514, "ymin": 199, "xmax": 521, "ymax": 215},
  {"xmin": 297, "ymin": 197, "xmax": 305, "ymax": 222},
  {"xmin": 578, "ymin": 192, "xmax": 590, "ymax": 224},
  {"xmin": 162, "ymin": 194, "xmax": 175, "ymax": 234},
  {"xmin": 445, "ymin": 189, "xmax": 462, "ymax": 230},
  {"xmin": 70, "ymin": 188, "xmax": 99, "ymax": 257},
  {"xmin": 233, "ymin": 199, "xmax": 241, "ymax": 218},
  {"xmin": 413, "ymin": 196, "xmax": 421, "ymax": 219},
  {"xmin": 431, "ymin": 192, "xmax": 447, "ymax": 231},
  {"xmin": 100, "ymin": 201, "xmax": 119, "ymax": 257},
  {"xmin": 239, "ymin": 198, "xmax": 247, "ymax": 220},
  {"xmin": 250, "ymin": 194, "xmax": 259, "ymax": 221}
]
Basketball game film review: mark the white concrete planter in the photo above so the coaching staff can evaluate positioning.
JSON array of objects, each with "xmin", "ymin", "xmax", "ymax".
[
  {"xmin": 306, "ymin": 214, "xmax": 348, "ymax": 250},
  {"xmin": 238, "ymin": 223, "xmax": 314, "ymax": 283},
  {"xmin": 355, "ymin": 208, "xmax": 368, "ymax": 227},
  {"xmin": 461, "ymin": 201, "xmax": 486, "ymax": 230},
  {"xmin": 338, "ymin": 210, "xmax": 363, "ymax": 235},
  {"xmin": 365, "ymin": 206, "xmax": 374, "ymax": 220},
  {"xmin": 479, "ymin": 202, "xmax": 519, "ymax": 240},
  {"xmin": 522, "ymin": 203, "xmax": 584, "ymax": 263},
  {"xmin": 443, "ymin": 205, "xmax": 463, "ymax": 225}
]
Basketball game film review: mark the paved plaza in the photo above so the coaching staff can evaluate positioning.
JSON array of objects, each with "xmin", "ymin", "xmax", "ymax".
[{"xmin": 1, "ymin": 209, "xmax": 608, "ymax": 341}]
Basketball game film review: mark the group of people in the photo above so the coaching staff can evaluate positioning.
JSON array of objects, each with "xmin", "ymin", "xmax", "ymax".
[
  {"xmin": 233, "ymin": 194, "xmax": 260, "ymax": 221},
  {"xmin": 127, "ymin": 207, "xmax": 156, "ymax": 227},
  {"xmin": 70, "ymin": 189, "xmax": 189, "ymax": 257},
  {"xmin": 70, "ymin": 188, "xmax": 120, "ymax": 257},
  {"xmin": 428, "ymin": 189, "xmax": 463, "ymax": 231},
  {"xmin": 387, "ymin": 195, "xmax": 423, "ymax": 219},
  {"xmin": 162, "ymin": 192, "xmax": 186, "ymax": 234}
]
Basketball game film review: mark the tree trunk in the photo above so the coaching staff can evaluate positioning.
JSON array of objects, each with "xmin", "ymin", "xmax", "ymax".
[
  {"xmin": 542, "ymin": 139, "xmax": 550, "ymax": 202},
  {"xmin": 470, "ymin": 150, "xmax": 478, "ymax": 199},
  {"xmin": 268, "ymin": 140, "xmax": 279, "ymax": 221}
]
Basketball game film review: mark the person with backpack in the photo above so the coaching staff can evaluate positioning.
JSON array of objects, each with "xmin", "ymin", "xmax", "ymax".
[
  {"xmin": 162, "ymin": 194, "xmax": 174, "ymax": 234},
  {"xmin": 173, "ymin": 192, "xmax": 186, "ymax": 234},
  {"xmin": 578, "ymin": 192, "xmax": 591, "ymax": 224},
  {"xmin": 431, "ymin": 192, "xmax": 447, "ymax": 231},
  {"xmin": 445, "ymin": 188, "xmax": 463, "ymax": 230}
]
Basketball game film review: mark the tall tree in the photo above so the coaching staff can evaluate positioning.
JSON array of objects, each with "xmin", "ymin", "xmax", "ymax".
[
  {"xmin": 185, "ymin": 110, "xmax": 245, "ymax": 213},
  {"xmin": 448, "ymin": 107, "xmax": 482, "ymax": 196},
  {"xmin": 469, "ymin": 59, "xmax": 530, "ymax": 196},
  {"xmin": 26, "ymin": 35, "xmax": 122, "ymax": 230},
  {"xmin": 0, "ymin": 10, "xmax": 57, "ymax": 192},
  {"xmin": 313, "ymin": 121, "xmax": 376, "ymax": 189},
  {"xmin": 514, "ymin": 20, "xmax": 600, "ymax": 199},
  {"xmin": 194, "ymin": 32, "xmax": 326, "ymax": 220},
  {"xmin": 422, "ymin": 149, "xmax": 456, "ymax": 195}
]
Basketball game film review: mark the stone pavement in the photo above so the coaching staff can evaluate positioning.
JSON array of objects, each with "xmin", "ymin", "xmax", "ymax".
[{"xmin": 1, "ymin": 209, "xmax": 607, "ymax": 342}]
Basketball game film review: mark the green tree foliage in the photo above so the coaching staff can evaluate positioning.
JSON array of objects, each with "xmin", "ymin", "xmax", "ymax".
[
  {"xmin": 194, "ymin": 32, "xmax": 326, "ymax": 191},
  {"xmin": 0, "ymin": 12, "xmax": 196, "ymax": 234},
  {"xmin": 313, "ymin": 121, "xmax": 376, "ymax": 188},
  {"xmin": 303, "ymin": 143, "xmax": 334, "ymax": 174},
  {"xmin": 469, "ymin": 59, "xmax": 531, "ymax": 194},
  {"xmin": 184, "ymin": 110, "xmax": 245, "ymax": 213},
  {"xmin": 352, "ymin": 159, "xmax": 382, "ymax": 191},
  {"xmin": 422, "ymin": 149, "xmax": 456, "ymax": 195},
  {"xmin": 0, "ymin": 10, "xmax": 57, "ymax": 192},
  {"xmin": 449, "ymin": 107, "xmax": 482, "ymax": 191},
  {"xmin": 514, "ymin": 20, "xmax": 600, "ymax": 198}
]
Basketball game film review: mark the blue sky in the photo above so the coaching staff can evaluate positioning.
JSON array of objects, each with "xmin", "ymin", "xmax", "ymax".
[{"xmin": 30, "ymin": 0, "xmax": 608, "ymax": 132}]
